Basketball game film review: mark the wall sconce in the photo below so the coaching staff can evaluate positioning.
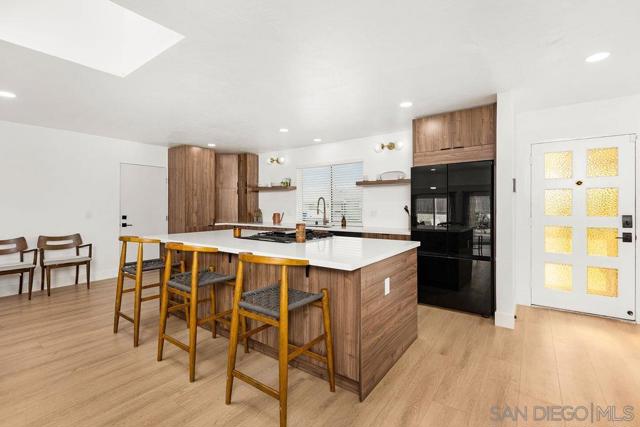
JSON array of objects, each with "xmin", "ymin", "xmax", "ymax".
[
  {"xmin": 267, "ymin": 156, "xmax": 285, "ymax": 165},
  {"xmin": 374, "ymin": 141, "xmax": 404, "ymax": 153}
]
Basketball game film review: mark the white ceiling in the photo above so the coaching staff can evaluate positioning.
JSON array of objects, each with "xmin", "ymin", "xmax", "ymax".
[{"xmin": 0, "ymin": 0, "xmax": 639, "ymax": 152}]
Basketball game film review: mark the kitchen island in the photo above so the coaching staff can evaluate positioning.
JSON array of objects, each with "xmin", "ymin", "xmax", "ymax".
[{"xmin": 146, "ymin": 229, "xmax": 419, "ymax": 400}]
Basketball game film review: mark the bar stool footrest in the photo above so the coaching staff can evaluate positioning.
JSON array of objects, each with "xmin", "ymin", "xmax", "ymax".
[
  {"xmin": 287, "ymin": 335, "xmax": 326, "ymax": 362},
  {"xmin": 232, "ymin": 369, "xmax": 279, "ymax": 400},
  {"xmin": 118, "ymin": 312, "xmax": 134, "ymax": 323},
  {"xmin": 163, "ymin": 334, "xmax": 190, "ymax": 352}
]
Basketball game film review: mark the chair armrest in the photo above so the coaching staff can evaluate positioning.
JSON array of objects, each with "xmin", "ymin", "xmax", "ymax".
[
  {"xmin": 20, "ymin": 248, "xmax": 38, "ymax": 265},
  {"xmin": 77, "ymin": 243, "xmax": 93, "ymax": 258}
]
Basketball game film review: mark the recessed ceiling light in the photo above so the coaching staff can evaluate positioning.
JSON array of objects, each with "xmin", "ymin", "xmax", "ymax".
[
  {"xmin": 585, "ymin": 52, "xmax": 610, "ymax": 63},
  {"xmin": 279, "ymin": 128, "xmax": 289, "ymax": 133},
  {"xmin": 207, "ymin": 143, "xmax": 216, "ymax": 147},
  {"xmin": 0, "ymin": 91, "xmax": 16, "ymax": 99},
  {"xmin": 313, "ymin": 138, "xmax": 322, "ymax": 142},
  {"xmin": 399, "ymin": 101, "xmax": 413, "ymax": 108}
]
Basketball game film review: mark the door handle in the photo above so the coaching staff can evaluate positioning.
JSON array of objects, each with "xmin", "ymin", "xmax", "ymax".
[
  {"xmin": 121, "ymin": 223, "xmax": 134, "ymax": 227},
  {"xmin": 616, "ymin": 232, "xmax": 633, "ymax": 242}
]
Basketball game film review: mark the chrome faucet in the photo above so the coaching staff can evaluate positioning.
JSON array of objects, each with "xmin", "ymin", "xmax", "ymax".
[{"xmin": 317, "ymin": 196, "xmax": 329, "ymax": 225}]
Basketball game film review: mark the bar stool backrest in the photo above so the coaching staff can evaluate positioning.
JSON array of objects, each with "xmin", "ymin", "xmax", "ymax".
[
  {"xmin": 162, "ymin": 242, "xmax": 219, "ymax": 294},
  {"xmin": 118, "ymin": 235, "xmax": 162, "ymax": 275},
  {"xmin": 235, "ymin": 253, "xmax": 310, "ymax": 307},
  {"xmin": 164, "ymin": 242, "xmax": 219, "ymax": 254},
  {"xmin": 237, "ymin": 253, "xmax": 309, "ymax": 267}
]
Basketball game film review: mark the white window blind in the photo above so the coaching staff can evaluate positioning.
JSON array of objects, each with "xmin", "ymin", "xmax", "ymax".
[{"xmin": 296, "ymin": 162, "xmax": 363, "ymax": 225}]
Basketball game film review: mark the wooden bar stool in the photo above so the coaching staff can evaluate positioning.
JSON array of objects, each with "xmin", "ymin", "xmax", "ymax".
[
  {"xmin": 225, "ymin": 253, "xmax": 335, "ymax": 427},
  {"xmin": 157, "ymin": 243, "xmax": 243, "ymax": 382},
  {"xmin": 113, "ymin": 236, "xmax": 184, "ymax": 347}
]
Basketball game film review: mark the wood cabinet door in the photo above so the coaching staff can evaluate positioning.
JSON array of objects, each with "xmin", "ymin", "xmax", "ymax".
[
  {"xmin": 216, "ymin": 154, "xmax": 239, "ymax": 222},
  {"xmin": 414, "ymin": 114, "xmax": 451, "ymax": 152},
  {"xmin": 168, "ymin": 146, "xmax": 216, "ymax": 233},
  {"xmin": 188, "ymin": 147, "xmax": 216, "ymax": 231},
  {"xmin": 238, "ymin": 153, "xmax": 259, "ymax": 222},
  {"xmin": 413, "ymin": 117, "xmax": 429, "ymax": 153}
]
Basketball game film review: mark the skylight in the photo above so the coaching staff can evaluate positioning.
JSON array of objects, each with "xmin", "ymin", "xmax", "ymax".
[{"xmin": 0, "ymin": 0, "xmax": 184, "ymax": 77}]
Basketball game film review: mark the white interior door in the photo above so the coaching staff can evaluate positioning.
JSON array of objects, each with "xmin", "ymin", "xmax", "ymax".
[
  {"xmin": 120, "ymin": 163, "xmax": 167, "ymax": 261},
  {"xmin": 531, "ymin": 135, "xmax": 636, "ymax": 320}
]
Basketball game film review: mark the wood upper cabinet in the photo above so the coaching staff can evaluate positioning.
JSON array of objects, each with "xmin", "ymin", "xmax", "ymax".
[
  {"xmin": 168, "ymin": 145, "xmax": 216, "ymax": 233},
  {"xmin": 215, "ymin": 153, "xmax": 259, "ymax": 223},
  {"xmin": 413, "ymin": 103, "xmax": 496, "ymax": 166}
]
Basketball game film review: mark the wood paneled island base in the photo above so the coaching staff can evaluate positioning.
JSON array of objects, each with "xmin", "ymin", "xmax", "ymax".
[{"xmin": 195, "ymin": 248, "xmax": 417, "ymax": 401}]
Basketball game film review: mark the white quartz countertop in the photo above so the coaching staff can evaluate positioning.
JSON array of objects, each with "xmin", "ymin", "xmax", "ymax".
[
  {"xmin": 216, "ymin": 222, "xmax": 411, "ymax": 236},
  {"xmin": 145, "ymin": 229, "xmax": 419, "ymax": 271}
]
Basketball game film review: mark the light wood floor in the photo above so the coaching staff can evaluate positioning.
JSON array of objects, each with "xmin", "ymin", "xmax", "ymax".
[{"xmin": 1, "ymin": 277, "xmax": 640, "ymax": 427}]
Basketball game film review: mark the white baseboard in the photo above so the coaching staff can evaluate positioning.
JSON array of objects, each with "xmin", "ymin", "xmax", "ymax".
[{"xmin": 494, "ymin": 311, "xmax": 516, "ymax": 329}]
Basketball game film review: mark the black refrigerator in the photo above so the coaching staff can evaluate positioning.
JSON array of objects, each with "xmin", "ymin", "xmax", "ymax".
[{"xmin": 411, "ymin": 161, "xmax": 495, "ymax": 316}]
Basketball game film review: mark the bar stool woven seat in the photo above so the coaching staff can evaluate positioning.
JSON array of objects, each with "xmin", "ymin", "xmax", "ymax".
[
  {"xmin": 122, "ymin": 258, "xmax": 180, "ymax": 275},
  {"xmin": 239, "ymin": 285, "xmax": 323, "ymax": 319},
  {"xmin": 168, "ymin": 271, "xmax": 236, "ymax": 293}
]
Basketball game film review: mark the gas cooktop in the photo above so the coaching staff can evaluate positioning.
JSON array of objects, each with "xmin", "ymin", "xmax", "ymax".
[{"xmin": 240, "ymin": 230, "xmax": 333, "ymax": 243}]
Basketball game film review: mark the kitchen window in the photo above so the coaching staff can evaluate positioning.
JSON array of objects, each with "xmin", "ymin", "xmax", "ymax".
[{"xmin": 296, "ymin": 162, "xmax": 363, "ymax": 225}]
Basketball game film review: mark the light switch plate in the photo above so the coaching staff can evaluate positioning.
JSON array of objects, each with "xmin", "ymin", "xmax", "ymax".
[{"xmin": 384, "ymin": 277, "xmax": 390, "ymax": 296}]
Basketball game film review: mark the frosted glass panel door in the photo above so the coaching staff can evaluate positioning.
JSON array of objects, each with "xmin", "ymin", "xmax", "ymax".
[{"xmin": 531, "ymin": 135, "xmax": 636, "ymax": 320}]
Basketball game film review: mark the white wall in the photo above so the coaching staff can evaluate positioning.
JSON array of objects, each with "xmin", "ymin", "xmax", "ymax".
[
  {"xmin": 258, "ymin": 130, "xmax": 412, "ymax": 229},
  {"xmin": 0, "ymin": 120, "xmax": 167, "ymax": 297},
  {"xmin": 513, "ymin": 94, "xmax": 640, "ymax": 316}
]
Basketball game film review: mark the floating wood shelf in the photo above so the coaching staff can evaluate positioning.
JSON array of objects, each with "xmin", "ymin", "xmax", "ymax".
[
  {"xmin": 355, "ymin": 179, "xmax": 410, "ymax": 186},
  {"xmin": 253, "ymin": 186, "xmax": 297, "ymax": 192}
]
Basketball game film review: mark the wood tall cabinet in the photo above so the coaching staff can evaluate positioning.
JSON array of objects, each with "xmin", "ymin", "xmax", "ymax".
[
  {"xmin": 215, "ymin": 153, "xmax": 259, "ymax": 223},
  {"xmin": 168, "ymin": 145, "xmax": 216, "ymax": 233},
  {"xmin": 413, "ymin": 103, "xmax": 496, "ymax": 166}
]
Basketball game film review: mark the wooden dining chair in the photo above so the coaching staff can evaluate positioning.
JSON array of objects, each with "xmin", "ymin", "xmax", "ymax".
[
  {"xmin": 38, "ymin": 234, "xmax": 92, "ymax": 296},
  {"xmin": 225, "ymin": 253, "xmax": 335, "ymax": 427},
  {"xmin": 0, "ymin": 237, "xmax": 37, "ymax": 299}
]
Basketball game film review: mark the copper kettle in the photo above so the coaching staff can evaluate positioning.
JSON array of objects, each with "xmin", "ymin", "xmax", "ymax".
[{"xmin": 272, "ymin": 211, "xmax": 285, "ymax": 225}]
